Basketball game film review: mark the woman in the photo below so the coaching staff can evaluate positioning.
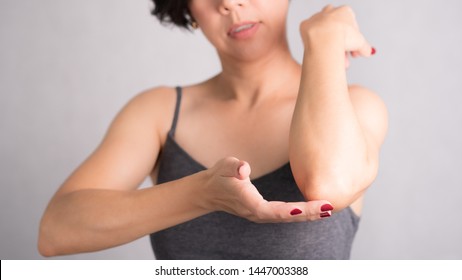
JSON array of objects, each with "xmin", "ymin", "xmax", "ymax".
[{"xmin": 38, "ymin": 0, "xmax": 387, "ymax": 259}]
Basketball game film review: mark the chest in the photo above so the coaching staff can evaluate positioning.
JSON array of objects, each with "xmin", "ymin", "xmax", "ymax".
[{"xmin": 173, "ymin": 98, "xmax": 295, "ymax": 179}]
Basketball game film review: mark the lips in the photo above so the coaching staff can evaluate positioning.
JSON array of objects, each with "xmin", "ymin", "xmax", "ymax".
[
  {"xmin": 230, "ymin": 23, "xmax": 255, "ymax": 33},
  {"xmin": 227, "ymin": 21, "xmax": 260, "ymax": 39}
]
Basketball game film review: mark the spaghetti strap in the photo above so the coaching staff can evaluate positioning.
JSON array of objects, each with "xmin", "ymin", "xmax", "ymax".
[{"xmin": 169, "ymin": 86, "xmax": 182, "ymax": 137}]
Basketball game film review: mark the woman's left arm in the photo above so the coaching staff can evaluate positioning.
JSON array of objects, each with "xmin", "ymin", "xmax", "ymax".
[{"xmin": 289, "ymin": 5, "xmax": 388, "ymax": 211}]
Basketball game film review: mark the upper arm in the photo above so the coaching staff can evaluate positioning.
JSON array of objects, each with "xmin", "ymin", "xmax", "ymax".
[
  {"xmin": 349, "ymin": 85, "xmax": 388, "ymax": 155},
  {"xmin": 54, "ymin": 87, "xmax": 175, "ymax": 197},
  {"xmin": 347, "ymin": 85, "xmax": 388, "ymax": 212},
  {"xmin": 347, "ymin": 84, "xmax": 388, "ymax": 197}
]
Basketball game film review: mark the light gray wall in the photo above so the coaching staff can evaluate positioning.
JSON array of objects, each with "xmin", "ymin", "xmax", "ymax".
[{"xmin": 1, "ymin": 0, "xmax": 461, "ymax": 259}]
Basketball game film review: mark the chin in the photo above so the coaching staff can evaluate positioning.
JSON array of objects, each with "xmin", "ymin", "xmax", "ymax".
[{"xmin": 228, "ymin": 41, "xmax": 280, "ymax": 62}]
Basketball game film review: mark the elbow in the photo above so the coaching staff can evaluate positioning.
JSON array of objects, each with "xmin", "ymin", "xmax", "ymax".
[
  {"xmin": 291, "ymin": 156, "xmax": 379, "ymax": 210},
  {"xmin": 38, "ymin": 238, "xmax": 57, "ymax": 258},
  {"xmin": 298, "ymin": 178, "xmax": 354, "ymax": 211},
  {"xmin": 38, "ymin": 221, "xmax": 59, "ymax": 257},
  {"xmin": 38, "ymin": 213, "xmax": 69, "ymax": 257},
  {"xmin": 295, "ymin": 171, "xmax": 374, "ymax": 211}
]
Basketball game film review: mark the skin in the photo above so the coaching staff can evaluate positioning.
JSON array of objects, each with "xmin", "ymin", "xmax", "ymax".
[{"xmin": 38, "ymin": 0, "xmax": 388, "ymax": 257}]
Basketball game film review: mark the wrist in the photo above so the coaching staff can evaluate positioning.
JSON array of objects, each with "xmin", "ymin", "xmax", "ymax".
[
  {"xmin": 301, "ymin": 24, "xmax": 345, "ymax": 54},
  {"xmin": 192, "ymin": 169, "xmax": 215, "ymax": 213}
]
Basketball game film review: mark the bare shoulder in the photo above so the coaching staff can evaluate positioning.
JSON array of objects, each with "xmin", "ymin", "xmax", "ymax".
[
  {"xmin": 348, "ymin": 84, "xmax": 388, "ymax": 147},
  {"xmin": 123, "ymin": 86, "xmax": 176, "ymax": 119},
  {"xmin": 117, "ymin": 86, "xmax": 177, "ymax": 137},
  {"xmin": 55, "ymin": 86, "xmax": 178, "ymax": 196},
  {"xmin": 129, "ymin": 86, "xmax": 175, "ymax": 105}
]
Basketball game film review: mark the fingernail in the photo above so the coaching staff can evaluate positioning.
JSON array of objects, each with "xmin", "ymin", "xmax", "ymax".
[
  {"xmin": 371, "ymin": 47, "xmax": 376, "ymax": 55},
  {"xmin": 320, "ymin": 212, "xmax": 331, "ymax": 218},
  {"xmin": 321, "ymin": 204, "xmax": 334, "ymax": 212},
  {"xmin": 290, "ymin": 208, "xmax": 303, "ymax": 216}
]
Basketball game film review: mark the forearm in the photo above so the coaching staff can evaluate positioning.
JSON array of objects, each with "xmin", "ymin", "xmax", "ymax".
[
  {"xmin": 38, "ymin": 171, "xmax": 210, "ymax": 256},
  {"xmin": 289, "ymin": 36, "xmax": 374, "ymax": 208}
]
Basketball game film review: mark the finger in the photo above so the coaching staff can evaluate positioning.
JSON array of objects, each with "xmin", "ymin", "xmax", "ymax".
[
  {"xmin": 218, "ymin": 157, "xmax": 250, "ymax": 179},
  {"xmin": 254, "ymin": 200, "xmax": 334, "ymax": 222},
  {"xmin": 355, "ymin": 37, "xmax": 375, "ymax": 57},
  {"xmin": 237, "ymin": 161, "xmax": 251, "ymax": 179},
  {"xmin": 362, "ymin": 43, "xmax": 374, "ymax": 57},
  {"xmin": 350, "ymin": 51, "xmax": 360, "ymax": 58},
  {"xmin": 293, "ymin": 200, "xmax": 334, "ymax": 221},
  {"xmin": 360, "ymin": 44, "xmax": 375, "ymax": 57},
  {"xmin": 371, "ymin": 46, "xmax": 377, "ymax": 56}
]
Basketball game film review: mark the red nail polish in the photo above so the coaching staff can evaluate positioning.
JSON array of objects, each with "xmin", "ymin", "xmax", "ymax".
[
  {"xmin": 321, "ymin": 204, "xmax": 334, "ymax": 212},
  {"xmin": 290, "ymin": 208, "xmax": 302, "ymax": 216},
  {"xmin": 371, "ymin": 47, "xmax": 376, "ymax": 55},
  {"xmin": 320, "ymin": 212, "xmax": 331, "ymax": 218}
]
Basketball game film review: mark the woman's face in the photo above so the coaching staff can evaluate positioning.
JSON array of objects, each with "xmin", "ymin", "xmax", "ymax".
[{"xmin": 189, "ymin": 0, "xmax": 290, "ymax": 62}]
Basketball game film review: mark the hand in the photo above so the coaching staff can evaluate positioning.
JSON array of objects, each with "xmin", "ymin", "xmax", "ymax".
[
  {"xmin": 202, "ymin": 157, "xmax": 333, "ymax": 223},
  {"xmin": 300, "ymin": 5, "xmax": 374, "ymax": 64}
]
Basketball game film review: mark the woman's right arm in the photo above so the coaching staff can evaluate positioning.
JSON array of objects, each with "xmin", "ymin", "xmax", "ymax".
[
  {"xmin": 37, "ymin": 87, "xmax": 214, "ymax": 256},
  {"xmin": 38, "ymin": 87, "xmax": 333, "ymax": 257}
]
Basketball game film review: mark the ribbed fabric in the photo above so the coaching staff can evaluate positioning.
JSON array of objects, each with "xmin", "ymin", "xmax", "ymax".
[{"xmin": 149, "ymin": 87, "xmax": 360, "ymax": 259}]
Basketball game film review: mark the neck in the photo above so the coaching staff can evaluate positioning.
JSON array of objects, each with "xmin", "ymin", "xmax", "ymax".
[{"xmin": 213, "ymin": 41, "xmax": 301, "ymax": 106}]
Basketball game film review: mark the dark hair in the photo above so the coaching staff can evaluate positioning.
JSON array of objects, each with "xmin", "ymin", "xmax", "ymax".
[{"xmin": 150, "ymin": 0, "xmax": 193, "ymax": 29}]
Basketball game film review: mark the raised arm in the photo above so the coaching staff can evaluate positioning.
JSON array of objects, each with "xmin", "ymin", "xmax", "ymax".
[{"xmin": 289, "ymin": 5, "xmax": 388, "ymax": 210}]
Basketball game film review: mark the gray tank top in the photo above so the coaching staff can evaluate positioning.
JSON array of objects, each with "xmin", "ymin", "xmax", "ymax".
[{"xmin": 150, "ymin": 87, "xmax": 360, "ymax": 259}]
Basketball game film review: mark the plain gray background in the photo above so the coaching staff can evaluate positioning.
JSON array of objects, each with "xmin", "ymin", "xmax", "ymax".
[{"xmin": 1, "ymin": 0, "xmax": 461, "ymax": 259}]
